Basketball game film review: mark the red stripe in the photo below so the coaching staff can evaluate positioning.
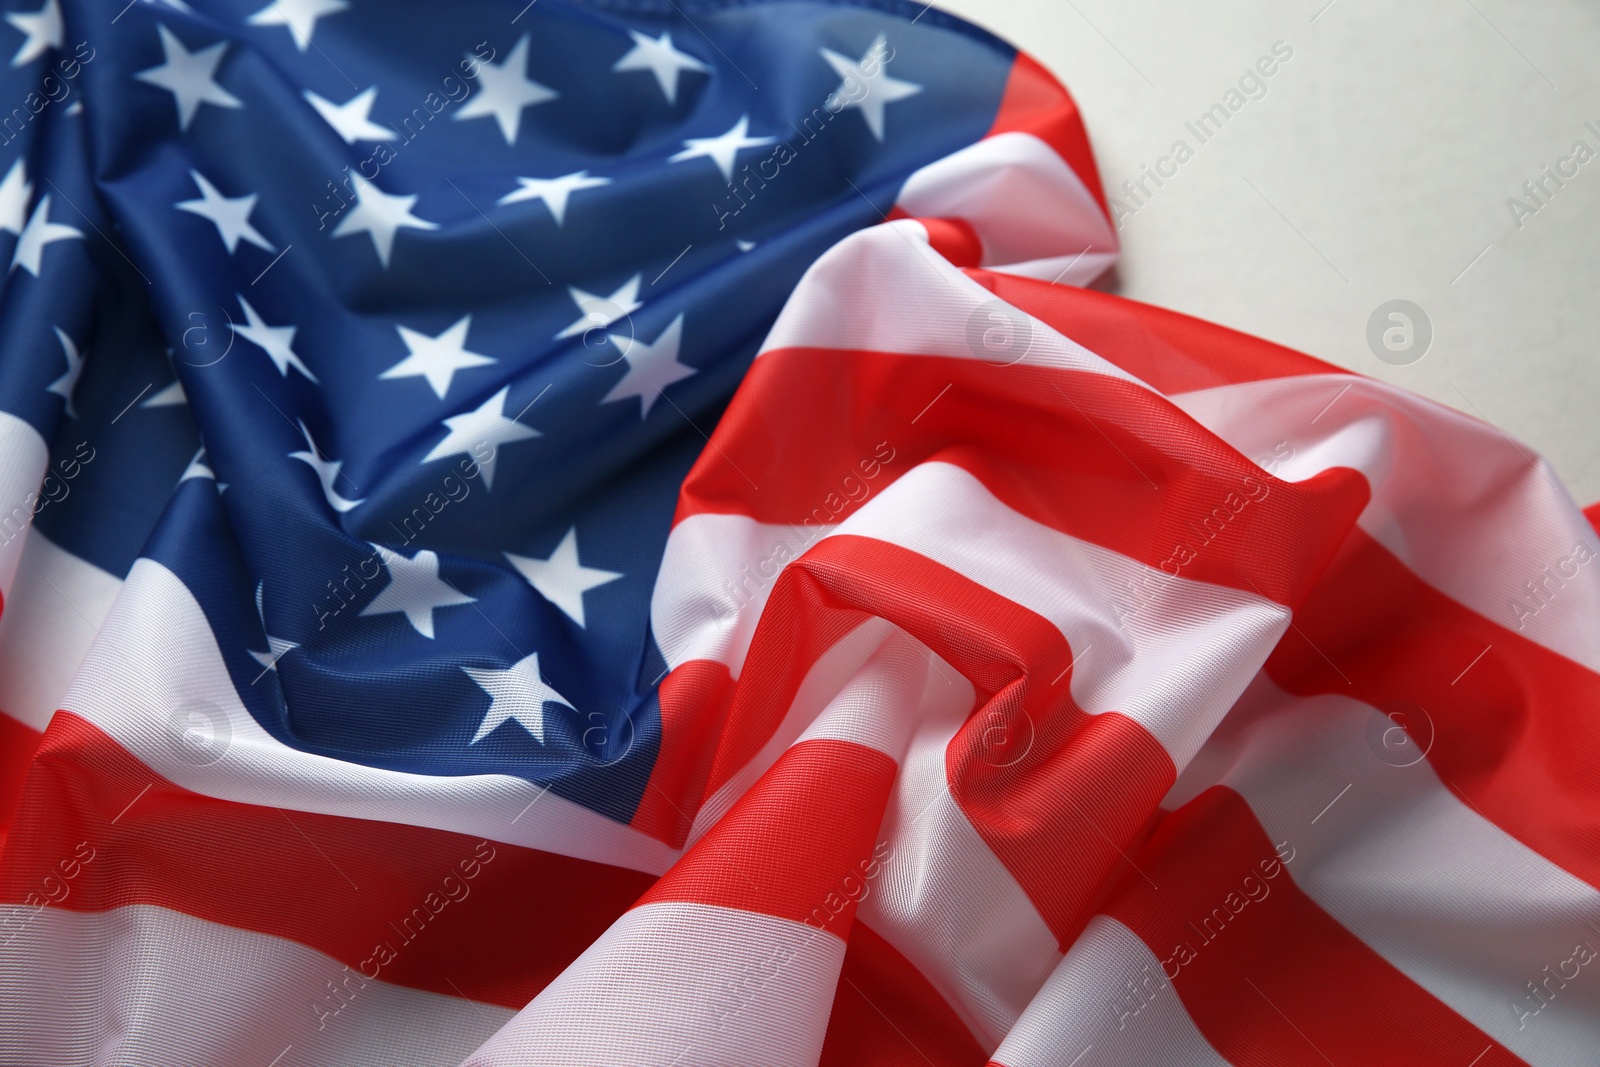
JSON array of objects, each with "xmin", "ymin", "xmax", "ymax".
[
  {"xmin": 820, "ymin": 920, "xmax": 988, "ymax": 1067},
  {"xmin": 677, "ymin": 348, "xmax": 1368, "ymax": 608},
  {"xmin": 1, "ymin": 711, "xmax": 655, "ymax": 1009},
  {"xmin": 0, "ymin": 710, "xmax": 41, "ymax": 847},
  {"xmin": 1584, "ymin": 500, "xmax": 1600, "ymax": 536},
  {"xmin": 988, "ymin": 50, "xmax": 1109, "ymax": 219},
  {"xmin": 637, "ymin": 738, "xmax": 896, "ymax": 937},
  {"xmin": 695, "ymin": 568, "xmax": 873, "ymax": 807},
  {"xmin": 632, "ymin": 658, "xmax": 733, "ymax": 846},
  {"xmin": 1265, "ymin": 526, "xmax": 1600, "ymax": 892},
  {"xmin": 949, "ymin": 706, "xmax": 1172, "ymax": 951},
  {"xmin": 967, "ymin": 268, "xmax": 1348, "ymax": 395},
  {"xmin": 636, "ymin": 528, "xmax": 1168, "ymax": 941},
  {"xmin": 737, "ymin": 533, "xmax": 1173, "ymax": 948},
  {"xmin": 919, "ymin": 216, "xmax": 983, "ymax": 267},
  {"xmin": 1103, "ymin": 786, "xmax": 1525, "ymax": 1067}
]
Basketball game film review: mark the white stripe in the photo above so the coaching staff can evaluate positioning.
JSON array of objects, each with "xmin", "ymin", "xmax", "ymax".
[
  {"xmin": 857, "ymin": 671, "xmax": 1060, "ymax": 1049},
  {"xmin": 463, "ymin": 900, "xmax": 843, "ymax": 1067},
  {"xmin": 61, "ymin": 558, "xmax": 679, "ymax": 875},
  {"xmin": 0, "ymin": 411, "xmax": 49, "ymax": 603},
  {"xmin": 989, "ymin": 915, "xmax": 1230, "ymax": 1067},
  {"xmin": 687, "ymin": 621, "xmax": 957, "ymax": 844},
  {"xmin": 788, "ymin": 628, "xmax": 965, "ymax": 762},
  {"xmin": 0, "ymin": 902, "xmax": 511, "ymax": 1067},
  {"xmin": 681, "ymin": 601, "xmax": 1060, "ymax": 1050},
  {"xmin": 684, "ymin": 618, "xmax": 897, "ymax": 842},
  {"xmin": 837, "ymin": 463, "xmax": 1286, "ymax": 766},
  {"xmin": 659, "ymin": 462, "xmax": 1288, "ymax": 766},
  {"xmin": 652, "ymin": 514, "xmax": 827, "ymax": 680},
  {"xmin": 754, "ymin": 221, "xmax": 1143, "ymax": 384},
  {"xmin": 0, "ymin": 530, "xmax": 121, "ymax": 731},
  {"xmin": 1173, "ymin": 373, "xmax": 1600, "ymax": 674},
  {"xmin": 894, "ymin": 130, "xmax": 1117, "ymax": 283},
  {"xmin": 1166, "ymin": 673, "xmax": 1600, "ymax": 1065}
]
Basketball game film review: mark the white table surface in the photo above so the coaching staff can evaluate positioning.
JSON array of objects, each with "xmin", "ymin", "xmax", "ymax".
[{"xmin": 934, "ymin": 0, "xmax": 1600, "ymax": 505}]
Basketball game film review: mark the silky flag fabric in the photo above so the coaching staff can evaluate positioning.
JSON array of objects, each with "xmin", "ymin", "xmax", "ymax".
[{"xmin": 0, "ymin": 0, "xmax": 1597, "ymax": 1065}]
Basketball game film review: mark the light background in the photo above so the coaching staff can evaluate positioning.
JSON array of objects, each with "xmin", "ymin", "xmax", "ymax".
[{"xmin": 934, "ymin": 0, "xmax": 1600, "ymax": 505}]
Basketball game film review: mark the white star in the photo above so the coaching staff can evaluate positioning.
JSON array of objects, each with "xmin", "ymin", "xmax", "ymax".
[
  {"xmin": 331, "ymin": 172, "xmax": 437, "ymax": 268},
  {"xmin": 497, "ymin": 170, "xmax": 609, "ymax": 227},
  {"xmin": 247, "ymin": 0, "xmax": 348, "ymax": 51},
  {"xmin": 135, "ymin": 25, "xmax": 242, "ymax": 131},
  {"xmin": 464, "ymin": 651, "xmax": 574, "ymax": 744},
  {"xmin": 5, "ymin": 0, "xmax": 59, "ymax": 68},
  {"xmin": 0, "ymin": 159, "xmax": 32, "ymax": 235},
  {"xmin": 381, "ymin": 315, "xmax": 494, "ymax": 399},
  {"xmin": 46, "ymin": 326, "xmax": 83, "ymax": 417},
  {"xmin": 143, "ymin": 379, "xmax": 186, "ymax": 407},
  {"xmin": 668, "ymin": 115, "xmax": 775, "ymax": 182},
  {"xmin": 361, "ymin": 545, "xmax": 474, "ymax": 639},
  {"xmin": 180, "ymin": 446, "xmax": 215, "ymax": 483},
  {"xmin": 555, "ymin": 274, "xmax": 642, "ymax": 340},
  {"xmin": 735, "ymin": 239, "xmax": 756, "ymax": 252},
  {"xmin": 177, "ymin": 170, "xmax": 274, "ymax": 255},
  {"xmin": 505, "ymin": 526, "xmax": 621, "ymax": 628},
  {"xmin": 232, "ymin": 296, "xmax": 316, "ymax": 382},
  {"xmin": 603, "ymin": 314, "xmax": 695, "ymax": 419},
  {"xmin": 10, "ymin": 194, "xmax": 80, "ymax": 276},
  {"xmin": 304, "ymin": 86, "xmax": 394, "ymax": 144},
  {"xmin": 819, "ymin": 35, "xmax": 921, "ymax": 141},
  {"xmin": 454, "ymin": 35, "xmax": 556, "ymax": 145},
  {"xmin": 250, "ymin": 582, "xmax": 300, "ymax": 674},
  {"xmin": 423, "ymin": 386, "xmax": 538, "ymax": 490},
  {"xmin": 290, "ymin": 420, "xmax": 364, "ymax": 513},
  {"xmin": 611, "ymin": 29, "xmax": 708, "ymax": 105}
]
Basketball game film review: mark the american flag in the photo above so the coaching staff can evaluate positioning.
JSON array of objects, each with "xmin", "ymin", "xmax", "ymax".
[{"xmin": 1, "ymin": 0, "xmax": 1597, "ymax": 1064}]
